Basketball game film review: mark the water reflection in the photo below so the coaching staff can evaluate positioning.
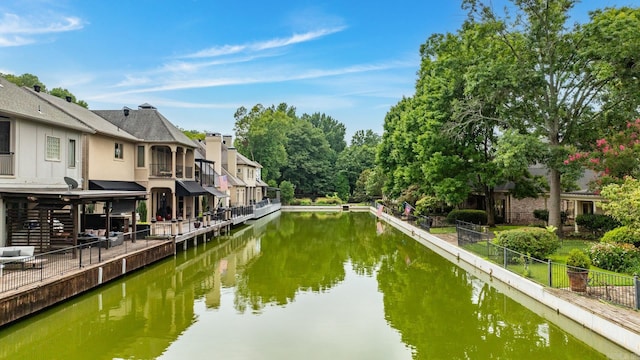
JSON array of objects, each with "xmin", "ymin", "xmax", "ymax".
[{"xmin": 0, "ymin": 212, "xmax": 614, "ymax": 359}]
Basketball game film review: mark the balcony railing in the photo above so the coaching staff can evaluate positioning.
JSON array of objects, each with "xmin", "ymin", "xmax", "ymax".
[
  {"xmin": 150, "ymin": 163, "xmax": 173, "ymax": 177},
  {"xmin": 0, "ymin": 152, "xmax": 14, "ymax": 176}
]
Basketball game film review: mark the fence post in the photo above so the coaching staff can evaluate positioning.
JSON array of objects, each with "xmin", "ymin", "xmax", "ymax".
[
  {"xmin": 548, "ymin": 259, "xmax": 552, "ymax": 287},
  {"xmin": 79, "ymin": 246, "xmax": 83, "ymax": 268},
  {"xmin": 635, "ymin": 276, "xmax": 639, "ymax": 311},
  {"xmin": 503, "ymin": 247, "xmax": 507, "ymax": 268}
]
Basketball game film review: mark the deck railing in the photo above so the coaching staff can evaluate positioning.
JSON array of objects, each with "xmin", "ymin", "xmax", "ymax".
[{"xmin": 0, "ymin": 152, "xmax": 14, "ymax": 176}]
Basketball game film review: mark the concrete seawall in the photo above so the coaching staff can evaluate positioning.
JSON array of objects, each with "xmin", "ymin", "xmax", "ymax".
[{"xmin": 374, "ymin": 208, "xmax": 640, "ymax": 356}]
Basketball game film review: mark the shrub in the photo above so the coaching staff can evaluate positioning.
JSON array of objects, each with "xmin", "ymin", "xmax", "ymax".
[
  {"xmin": 446, "ymin": 210, "xmax": 487, "ymax": 225},
  {"xmin": 533, "ymin": 209, "xmax": 568, "ymax": 224},
  {"xmin": 601, "ymin": 226, "xmax": 640, "ymax": 247},
  {"xmin": 493, "ymin": 227, "xmax": 561, "ymax": 260},
  {"xmin": 566, "ymin": 249, "xmax": 591, "ymax": 270},
  {"xmin": 575, "ymin": 214, "xmax": 621, "ymax": 235},
  {"xmin": 588, "ymin": 242, "xmax": 640, "ymax": 273},
  {"xmin": 290, "ymin": 198, "xmax": 313, "ymax": 206},
  {"xmin": 315, "ymin": 196, "xmax": 342, "ymax": 205}
]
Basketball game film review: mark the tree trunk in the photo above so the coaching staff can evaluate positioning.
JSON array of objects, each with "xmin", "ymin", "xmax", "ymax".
[
  {"xmin": 485, "ymin": 185, "xmax": 496, "ymax": 227},
  {"xmin": 548, "ymin": 168, "xmax": 562, "ymax": 236}
]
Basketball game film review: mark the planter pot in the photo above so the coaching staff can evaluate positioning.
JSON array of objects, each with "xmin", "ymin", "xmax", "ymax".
[{"xmin": 567, "ymin": 270, "xmax": 589, "ymax": 292}]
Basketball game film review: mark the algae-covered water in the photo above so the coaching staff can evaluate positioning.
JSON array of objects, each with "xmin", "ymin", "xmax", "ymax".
[{"xmin": 0, "ymin": 212, "xmax": 628, "ymax": 359}]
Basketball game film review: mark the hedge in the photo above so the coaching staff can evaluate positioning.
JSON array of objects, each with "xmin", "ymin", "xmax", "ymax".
[
  {"xmin": 493, "ymin": 227, "xmax": 561, "ymax": 260},
  {"xmin": 446, "ymin": 210, "xmax": 487, "ymax": 225}
]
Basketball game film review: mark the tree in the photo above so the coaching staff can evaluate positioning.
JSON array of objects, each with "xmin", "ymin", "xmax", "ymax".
[
  {"xmin": 233, "ymin": 104, "xmax": 293, "ymax": 182},
  {"xmin": 566, "ymin": 119, "xmax": 640, "ymax": 189},
  {"xmin": 49, "ymin": 87, "xmax": 88, "ymax": 108},
  {"xmin": 336, "ymin": 130, "xmax": 380, "ymax": 198},
  {"xmin": 280, "ymin": 119, "xmax": 335, "ymax": 196},
  {"xmin": 279, "ymin": 180, "xmax": 295, "ymax": 205},
  {"xmin": 301, "ymin": 112, "xmax": 347, "ymax": 153},
  {"xmin": 463, "ymin": 1, "xmax": 640, "ymax": 230},
  {"xmin": 1, "ymin": 73, "xmax": 45, "ymax": 91},
  {"xmin": 599, "ymin": 177, "xmax": 640, "ymax": 232}
]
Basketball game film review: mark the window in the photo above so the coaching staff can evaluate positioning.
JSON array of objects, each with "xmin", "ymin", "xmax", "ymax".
[
  {"xmin": 68, "ymin": 139, "xmax": 76, "ymax": 168},
  {"xmin": 137, "ymin": 145, "xmax": 145, "ymax": 167},
  {"xmin": 114, "ymin": 143, "xmax": 123, "ymax": 159},
  {"xmin": 0, "ymin": 121, "xmax": 9, "ymax": 153},
  {"xmin": 46, "ymin": 136, "xmax": 60, "ymax": 161}
]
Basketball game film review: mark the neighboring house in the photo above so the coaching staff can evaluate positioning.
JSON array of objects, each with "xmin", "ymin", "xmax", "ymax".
[
  {"xmin": 93, "ymin": 104, "xmax": 206, "ymax": 222},
  {"xmin": 491, "ymin": 165, "xmax": 603, "ymax": 231},
  {"xmin": 0, "ymin": 79, "xmax": 146, "ymax": 248},
  {"xmin": 203, "ymin": 133, "xmax": 267, "ymax": 207}
]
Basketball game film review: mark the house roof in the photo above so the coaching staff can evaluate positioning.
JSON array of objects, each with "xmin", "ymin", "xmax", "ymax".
[
  {"xmin": 221, "ymin": 167, "xmax": 246, "ymax": 187},
  {"xmin": 28, "ymin": 90, "xmax": 140, "ymax": 142},
  {"xmin": 236, "ymin": 152, "xmax": 262, "ymax": 168},
  {"xmin": 92, "ymin": 105, "xmax": 195, "ymax": 147},
  {"xmin": 0, "ymin": 77, "xmax": 94, "ymax": 133},
  {"xmin": 495, "ymin": 164, "xmax": 599, "ymax": 196}
]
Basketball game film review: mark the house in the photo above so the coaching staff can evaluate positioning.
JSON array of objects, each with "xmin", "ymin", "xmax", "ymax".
[
  {"xmin": 204, "ymin": 133, "xmax": 268, "ymax": 207},
  {"xmin": 492, "ymin": 165, "xmax": 603, "ymax": 231},
  {"xmin": 0, "ymin": 78, "xmax": 145, "ymax": 248},
  {"xmin": 93, "ymin": 104, "xmax": 206, "ymax": 223}
]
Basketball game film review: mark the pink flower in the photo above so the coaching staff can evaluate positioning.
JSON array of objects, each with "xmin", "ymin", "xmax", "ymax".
[
  {"xmin": 563, "ymin": 160, "xmax": 570, "ymax": 165},
  {"xmin": 596, "ymin": 138, "xmax": 607, "ymax": 147},
  {"xmin": 620, "ymin": 145, "xmax": 625, "ymax": 151},
  {"xmin": 589, "ymin": 158, "xmax": 600, "ymax": 164}
]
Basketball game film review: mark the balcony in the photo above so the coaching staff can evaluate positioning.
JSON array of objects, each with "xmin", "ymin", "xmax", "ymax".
[
  {"xmin": 0, "ymin": 152, "xmax": 14, "ymax": 176},
  {"xmin": 150, "ymin": 163, "xmax": 173, "ymax": 177}
]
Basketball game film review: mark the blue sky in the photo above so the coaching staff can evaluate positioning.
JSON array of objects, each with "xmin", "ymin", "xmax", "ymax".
[{"xmin": 1, "ymin": 1, "xmax": 638, "ymax": 142}]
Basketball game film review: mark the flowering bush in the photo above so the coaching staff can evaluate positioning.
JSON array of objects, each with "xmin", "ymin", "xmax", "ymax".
[
  {"xmin": 565, "ymin": 119, "xmax": 640, "ymax": 189},
  {"xmin": 600, "ymin": 225, "xmax": 640, "ymax": 247},
  {"xmin": 588, "ymin": 242, "xmax": 640, "ymax": 273}
]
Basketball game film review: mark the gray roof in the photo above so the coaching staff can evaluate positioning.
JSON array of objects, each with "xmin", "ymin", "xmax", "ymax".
[
  {"xmin": 92, "ymin": 105, "xmax": 195, "ymax": 147},
  {"xmin": 236, "ymin": 151, "xmax": 262, "ymax": 168},
  {"xmin": 29, "ymin": 91, "xmax": 140, "ymax": 142},
  {"xmin": 0, "ymin": 77, "xmax": 94, "ymax": 133}
]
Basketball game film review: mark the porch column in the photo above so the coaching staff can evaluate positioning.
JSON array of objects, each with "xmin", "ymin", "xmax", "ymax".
[
  {"xmin": 171, "ymin": 149, "xmax": 177, "ymax": 178},
  {"xmin": 593, "ymin": 201, "xmax": 597, "ymax": 214},
  {"xmin": 574, "ymin": 199, "xmax": 579, "ymax": 233}
]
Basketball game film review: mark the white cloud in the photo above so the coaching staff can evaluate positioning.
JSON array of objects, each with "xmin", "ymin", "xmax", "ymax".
[
  {"xmin": 0, "ymin": 12, "xmax": 83, "ymax": 47},
  {"xmin": 180, "ymin": 26, "xmax": 346, "ymax": 59}
]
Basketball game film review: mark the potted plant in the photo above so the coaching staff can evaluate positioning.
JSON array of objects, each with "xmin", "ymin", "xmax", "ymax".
[{"xmin": 566, "ymin": 249, "xmax": 591, "ymax": 292}]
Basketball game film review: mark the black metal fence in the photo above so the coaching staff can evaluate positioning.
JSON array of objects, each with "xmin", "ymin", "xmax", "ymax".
[
  {"xmin": 456, "ymin": 221, "xmax": 640, "ymax": 310},
  {"xmin": 0, "ymin": 229, "xmax": 160, "ymax": 293}
]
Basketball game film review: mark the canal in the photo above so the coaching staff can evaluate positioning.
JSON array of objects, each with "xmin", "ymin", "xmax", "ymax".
[{"xmin": 0, "ymin": 212, "xmax": 629, "ymax": 359}]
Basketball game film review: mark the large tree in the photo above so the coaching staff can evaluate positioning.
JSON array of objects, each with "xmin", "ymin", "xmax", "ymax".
[
  {"xmin": 336, "ymin": 130, "xmax": 381, "ymax": 199},
  {"xmin": 2, "ymin": 73, "xmax": 88, "ymax": 108},
  {"xmin": 463, "ymin": 1, "xmax": 640, "ymax": 230},
  {"xmin": 301, "ymin": 112, "xmax": 347, "ymax": 154},
  {"xmin": 233, "ymin": 104, "xmax": 293, "ymax": 182}
]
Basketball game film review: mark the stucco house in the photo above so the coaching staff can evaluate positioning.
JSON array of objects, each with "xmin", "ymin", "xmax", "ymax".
[
  {"xmin": 93, "ymin": 104, "xmax": 206, "ymax": 223},
  {"xmin": 0, "ymin": 78, "xmax": 145, "ymax": 248}
]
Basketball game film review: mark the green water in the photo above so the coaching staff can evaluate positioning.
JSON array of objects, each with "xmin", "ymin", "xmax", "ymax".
[{"xmin": 0, "ymin": 212, "xmax": 627, "ymax": 359}]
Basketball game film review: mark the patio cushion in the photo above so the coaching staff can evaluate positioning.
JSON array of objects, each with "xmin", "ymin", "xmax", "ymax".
[{"xmin": 2, "ymin": 249, "xmax": 21, "ymax": 257}]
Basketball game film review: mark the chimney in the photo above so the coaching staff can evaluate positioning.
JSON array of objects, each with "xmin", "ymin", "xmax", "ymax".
[
  {"xmin": 65, "ymin": 96, "xmax": 72, "ymax": 102},
  {"xmin": 206, "ymin": 133, "xmax": 222, "ymax": 175},
  {"xmin": 34, "ymin": 85, "xmax": 41, "ymax": 92},
  {"xmin": 227, "ymin": 146, "xmax": 238, "ymax": 180},
  {"xmin": 223, "ymin": 135, "xmax": 233, "ymax": 146}
]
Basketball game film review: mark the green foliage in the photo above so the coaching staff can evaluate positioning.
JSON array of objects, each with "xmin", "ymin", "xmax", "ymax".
[
  {"xmin": 290, "ymin": 198, "xmax": 313, "ymax": 205},
  {"xmin": 336, "ymin": 130, "xmax": 380, "ymax": 196},
  {"xmin": 600, "ymin": 177, "xmax": 640, "ymax": 230},
  {"xmin": 333, "ymin": 174, "xmax": 350, "ymax": 202},
  {"xmin": 136, "ymin": 201, "xmax": 147, "ymax": 222},
  {"xmin": 315, "ymin": 195, "xmax": 342, "ymax": 205},
  {"xmin": 181, "ymin": 129, "xmax": 206, "ymax": 141},
  {"xmin": 279, "ymin": 180, "xmax": 295, "ymax": 205},
  {"xmin": 414, "ymin": 196, "xmax": 439, "ymax": 217},
  {"xmin": 575, "ymin": 214, "xmax": 621, "ymax": 235},
  {"xmin": 301, "ymin": 112, "xmax": 347, "ymax": 154},
  {"xmin": 533, "ymin": 209, "xmax": 567, "ymax": 224},
  {"xmin": 446, "ymin": 209, "xmax": 487, "ymax": 225},
  {"xmin": 588, "ymin": 242, "xmax": 640, "ymax": 273},
  {"xmin": 493, "ymin": 227, "xmax": 561, "ymax": 260},
  {"xmin": 566, "ymin": 249, "xmax": 591, "ymax": 270},
  {"xmin": 3, "ymin": 73, "xmax": 88, "ymax": 107},
  {"xmin": 600, "ymin": 226, "xmax": 640, "ymax": 247}
]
